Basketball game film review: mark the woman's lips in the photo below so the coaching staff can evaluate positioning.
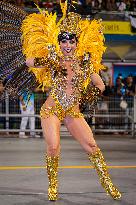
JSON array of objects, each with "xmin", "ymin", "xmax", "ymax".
[{"xmin": 64, "ymin": 48, "xmax": 72, "ymax": 53}]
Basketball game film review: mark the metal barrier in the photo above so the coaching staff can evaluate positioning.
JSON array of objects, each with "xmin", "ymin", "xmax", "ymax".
[
  {"xmin": 0, "ymin": 92, "xmax": 135, "ymax": 138},
  {"xmin": 81, "ymin": 96, "xmax": 135, "ymax": 138},
  {"xmin": 0, "ymin": 92, "xmax": 46, "ymax": 136}
]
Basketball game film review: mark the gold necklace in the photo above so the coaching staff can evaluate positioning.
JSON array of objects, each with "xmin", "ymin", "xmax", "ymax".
[{"xmin": 61, "ymin": 55, "xmax": 77, "ymax": 61}]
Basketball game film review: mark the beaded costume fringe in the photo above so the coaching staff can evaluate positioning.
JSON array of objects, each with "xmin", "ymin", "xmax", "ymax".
[{"xmin": 0, "ymin": 1, "xmax": 38, "ymax": 98}]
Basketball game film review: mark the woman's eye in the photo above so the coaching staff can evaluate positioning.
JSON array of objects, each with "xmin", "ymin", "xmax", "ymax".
[
  {"xmin": 61, "ymin": 40, "xmax": 66, "ymax": 43},
  {"xmin": 70, "ymin": 40, "xmax": 75, "ymax": 44}
]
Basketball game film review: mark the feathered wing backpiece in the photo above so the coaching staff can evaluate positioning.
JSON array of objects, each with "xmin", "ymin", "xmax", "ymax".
[
  {"xmin": 0, "ymin": 1, "xmax": 38, "ymax": 99},
  {"xmin": 21, "ymin": 11, "xmax": 60, "ymax": 90},
  {"xmin": 21, "ymin": 1, "xmax": 67, "ymax": 90},
  {"xmin": 76, "ymin": 18, "xmax": 106, "ymax": 89},
  {"xmin": 76, "ymin": 19, "xmax": 106, "ymax": 73}
]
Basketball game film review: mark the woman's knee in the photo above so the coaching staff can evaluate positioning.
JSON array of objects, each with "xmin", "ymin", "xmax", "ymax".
[
  {"xmin": 47, "ymin": 144, "xmax": 60, "ymax": 156},
  {"xmin": 83, "ymin": 141, "xmax": 98, "ymax": 154}
]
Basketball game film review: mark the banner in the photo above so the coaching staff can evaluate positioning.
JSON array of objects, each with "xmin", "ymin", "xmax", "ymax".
[{"xmin": 103, "ymin": 21, "xmax": 134, "ymax": 34}]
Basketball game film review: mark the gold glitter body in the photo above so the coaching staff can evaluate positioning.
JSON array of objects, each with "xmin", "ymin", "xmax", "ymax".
[
  {"xmin": 39, "ymin": 56, "xmax": 94, "ymax": 120},
  {"xmin": 89, "ymin": 148, "xmax": 122, "ymax": 200},
  {"xmin": 46, "ymin": 155, "xmax": 59, "ymax": 201}
]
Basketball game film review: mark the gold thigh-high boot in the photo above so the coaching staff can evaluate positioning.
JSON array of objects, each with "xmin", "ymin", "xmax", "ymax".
[
  {"xmin": 88, "ymin": 148, "xmax": 121, "ymax": 200},
  {"xmin": 46, "ymin": 155, "xmax": 59, "ymax": 201}
]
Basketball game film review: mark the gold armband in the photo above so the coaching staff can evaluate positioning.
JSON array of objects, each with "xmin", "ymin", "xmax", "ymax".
[
  {"xmin": 82, "ymin": 85, "xmax": 101, "ymax": 103},
  {"xmin": 34, "ymin": 57, "xmax": 46, "ymax": 67},
  {"xmin": 81, "ymin": 85, "xmax": 101, "ymax": 115}
]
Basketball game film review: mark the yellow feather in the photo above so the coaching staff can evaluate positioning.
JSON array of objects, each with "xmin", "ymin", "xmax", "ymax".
[{"xmin": 21, "ymin": 1, "xmax": 106, "ymax": 89}]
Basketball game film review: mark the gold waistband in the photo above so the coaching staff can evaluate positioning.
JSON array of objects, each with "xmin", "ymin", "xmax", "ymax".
[{"xmin": 40, "ymin": 102, "xmax": 83, "ymax": 121}]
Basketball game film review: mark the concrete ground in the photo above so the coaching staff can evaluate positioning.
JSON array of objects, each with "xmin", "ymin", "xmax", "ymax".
[{"xmin": 0, "ymin": 129, "xmax": 136, "ymax": 205}]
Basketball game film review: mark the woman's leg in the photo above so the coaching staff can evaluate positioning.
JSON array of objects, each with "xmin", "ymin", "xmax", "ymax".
[
  {"xmin": 41, "ymin": 115, "xmax": 61, "ymax": 201},
  {"xmin": 41, "ymin": 115, "xmax": 61, "ymax": 156},
  {"xmin": 64, "ymin": 116, "xmax": 97, "ymax": 154},
  {"xmin": 64, "ymin": 116, "xmax": 121, "ymax": 200}
]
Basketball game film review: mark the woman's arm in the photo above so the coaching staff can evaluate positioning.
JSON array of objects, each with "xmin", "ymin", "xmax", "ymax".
[
  {"xmin": 26, "ymin": 58, "xmax": 35, "ymax": 67},
  {"xmin": 26, "ymin": 57, "xmax": 47, "ymax": 68},
  {"xmin": 26, "ymin": 58, "xmax": 34, "ymax": 67},
  {"xmin": 81, "ymin": 73, "xmax": 105, "ymax": 114},
  {"xmin": 90, "ymin": 73, "xmax": 105, "ymax": 93}
]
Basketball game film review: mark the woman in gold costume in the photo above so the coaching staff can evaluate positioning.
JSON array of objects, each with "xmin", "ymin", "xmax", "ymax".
[
  {"xmin": 25, "ymin": 8, "xmax": 121, "ymax": 203},
  {"xmin": 0, "ymin": 0, "xmax": 121, "ymax": 201}
]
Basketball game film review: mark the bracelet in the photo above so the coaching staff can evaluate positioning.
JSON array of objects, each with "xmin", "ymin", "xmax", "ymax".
[
  {"xmin": 34, "ymin": 57, "xmax": 46, "ymax": 67},
  {"xmin": 81, "ymin": 85, "xmax": 101, "ymax": 115},
  {"xmin": 82, "ymin": 85, "xmax": 101, "ymax": 102}
]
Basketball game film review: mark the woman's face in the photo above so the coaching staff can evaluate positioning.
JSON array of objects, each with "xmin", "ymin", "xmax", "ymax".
[{"xmin": 60, "ymin": 38, "xmax": 77, "ymax": 56}]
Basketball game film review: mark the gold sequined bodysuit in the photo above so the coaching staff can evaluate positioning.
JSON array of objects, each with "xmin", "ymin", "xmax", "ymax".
[{"xmin": 40, "ymin": 58, "xmax": 93, "ymax": 121}]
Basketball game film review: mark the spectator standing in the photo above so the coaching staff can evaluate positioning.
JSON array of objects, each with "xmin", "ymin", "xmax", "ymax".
[
  {"xmin": 126, "ymin": 0, "xmax": 131, "ymax": 11},
  {"xmin": 19, "ymin": 92, "xmax": 40, "ymax": 138},
  {"xmin": 125, "ymin": 75, "xmax": 136, "ymax": 97},
  {"xmin": 85, "ymin": 0, "xmax": 93, "ymax": 14},
  {"xmin": 86, "ymin": 0, "xmax": 92, "ymax": 5},
  {"xmin": 110, "ymin": 0, "xmax": 118, "ymax": 10},
  {"xmin": 101, "ymin": 0, "xmax": 107, "ymax": 10},
  {"xmin": 100, "ymin": 66, "xmax": 113, "ymax": 99},
  {"xmin": 129, "ymin": 0, "xmax": 136, "ymax": 11},
  {"xmin": 106, "ymin": 0, "xmax": 113, "ymax": 11},
  {"xmin": 98, "ymin": 0, "xmax": 102, "ymax": 9},
  {"xmin": 113, "ymin": 77, "xmax": 125, "ymax": 97},
  {"xmin": 124, "ymin": 75, "xmax": 136, "ymax": 131},
  {"xmin": 87, "ymin": 0, "xmax": 96, "ymax": 10},
  {"xmin": 111, "ymin": 77, "xmax": 127, "ymax": 133},
  {"xmin": 94, "ymin": 0, "xmax": 100, "ymax": 10},
  {"xmin": 116, "ymin": 0, "xmax": 126, "ymax": 11},
  {"xmin": 77, "ymin": 0, "xmax": 83, "ymax": 5},
  {"xmin": 97, "ymin": 67, "xmax": 113, "ymax": 128}
]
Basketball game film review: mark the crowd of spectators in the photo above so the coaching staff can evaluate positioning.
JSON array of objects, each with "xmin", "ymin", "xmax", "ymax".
[
  {"xmin": 94, "ymin": 70, "xmax": 136, "ymax": 132},
  {"xmin": 101, "ymin": 71, "xmax": 136, "ymax": 99},
  {"xmin": 86, "ymin": 0, "xmax": 136, "ymax": 12},
  {"xmin": 4, "ymin": 0, "xmax": 136, "ymax": 12}
]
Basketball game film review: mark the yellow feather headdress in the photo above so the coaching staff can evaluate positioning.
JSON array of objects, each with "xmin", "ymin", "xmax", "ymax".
[{"xmin": 21, "ymin": 0, "xmax": 106, "ymax": 89}]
